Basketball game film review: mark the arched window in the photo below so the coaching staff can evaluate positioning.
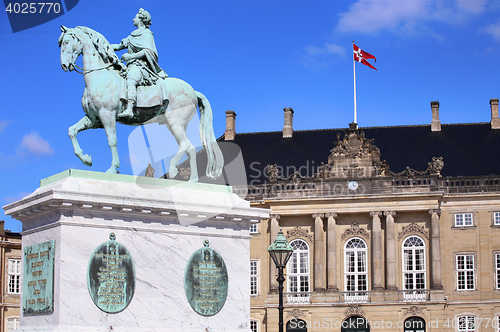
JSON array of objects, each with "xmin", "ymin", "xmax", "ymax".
[
  {"xmin": 344, "ymin": 238, "xmax": 368, "ymax": 302},
  {"xmin": 341, "ymin": 316, "xmax": 370, "ymax": 332},
  {"xmin": 404, "ymin": 316, "xmax": 426, "ymax": 332},
  {"xmin": 402, "ymin": 236, "xmax": 427, "ymax": 301},
  {"xmin": 287, "ymin": 319, "xmax": 307, "ymax": 332},
  {"xmin": 457, "ymin": 315, "xmax": 475, "ymax": 332},
  {"xmin": 287, "ymin": 239, "xmax": 310, "ymax": 303}
]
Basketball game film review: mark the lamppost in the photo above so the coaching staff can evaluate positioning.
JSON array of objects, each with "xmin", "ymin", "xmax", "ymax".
[{"xmin": 268, "ymin": 229, "xmax": 294, "ymax": 332}]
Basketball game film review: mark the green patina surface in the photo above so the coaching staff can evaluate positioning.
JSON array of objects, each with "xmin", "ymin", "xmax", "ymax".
[
  {"xmin": 87, "ymin": 233, "xmax": 135, "ymax": 314},
  {"xmin": 40, "ymin": 169, "xmax": 232, "ymax": 193},
  {"xmin": 184, "ymin": 240, "xmax": 228, "ymax": 316},
  {"xmin": 23, "ymin": 240, "xmax": 55, "ymax": 314}
]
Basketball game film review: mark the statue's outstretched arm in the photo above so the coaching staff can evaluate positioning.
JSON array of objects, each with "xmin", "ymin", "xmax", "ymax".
[{"xmin": 111, "ymin": 41, "xmax": 126, "ymax": 52}]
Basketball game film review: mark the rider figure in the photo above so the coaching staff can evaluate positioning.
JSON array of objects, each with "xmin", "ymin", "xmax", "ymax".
[{"xmin": 111, "ymin": 8, "xmax": 167, "ymax": 118}]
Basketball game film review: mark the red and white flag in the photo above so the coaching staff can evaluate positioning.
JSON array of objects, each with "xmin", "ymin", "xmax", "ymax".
[{"xmin": 353, "ymin": 43, "xmax": 377, "ymax": 71}]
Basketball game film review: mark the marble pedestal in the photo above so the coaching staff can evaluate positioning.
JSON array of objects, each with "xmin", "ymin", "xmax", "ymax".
[{"xmin": 4, "ymin": 170, "xmax": 269, "ymax": 332}]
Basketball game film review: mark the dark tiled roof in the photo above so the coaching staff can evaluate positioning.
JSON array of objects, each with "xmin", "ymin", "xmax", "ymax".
[
  {"xmin": 218, "ymin": 123, "xmax": 500, "ymax": 184},
  {"xmin": 177, "ymin": 122, "xmax": 500, "ymax": 185}
]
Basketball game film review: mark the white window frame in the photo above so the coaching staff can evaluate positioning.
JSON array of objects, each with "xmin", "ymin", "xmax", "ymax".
[
  {"xmin": 250, "ymin": 319, "xmax": 258, "ymax": 332},
  {"xmin": 250, "ymin": 223, "xmax": 259, "ymax": 234},
  {"xmin": 454, "ymin": 213, "xmax": 474, "ymax": 227},
  {"xmin": 287, "ymin": 239, "xmax": 310, "ymax": 303},
  {"xmin": 456, "ymin": 315, "xmax": 475, "ymax": 332},
  {"xmin": 493, "ymin": 212, "xmax": 500, "ymax": 227},
  {"xmin": 8, "ymin": 259, "xmax": 21, "ymax": 294},
  {"xmin": 344, "ymin": 237, "xmax": 368, "ymax": 302},
  {"xmin": 6, "ymin": 317, "xmax": 20, "ymax": 332},
  {"xmin": 402, "ymin": 235, "xmax": 427, "ymax": 301},
  {"xmin": 456, "ymin": 253, "xmax": 476, "ymax": 291},
  {"xmin": 250, "ymin": 260, "xmax": 258, "ymax": 296}
]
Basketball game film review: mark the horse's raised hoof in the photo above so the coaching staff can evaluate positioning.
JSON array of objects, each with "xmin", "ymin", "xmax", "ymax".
[{"xmin": 81, "ymin": 154, "xmax": 92, "ymax": 166}]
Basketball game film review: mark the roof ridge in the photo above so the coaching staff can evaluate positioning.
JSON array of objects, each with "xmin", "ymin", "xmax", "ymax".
[{"xmin": 228, "ymin": 122, "xmax": 491, "ymax": 136}]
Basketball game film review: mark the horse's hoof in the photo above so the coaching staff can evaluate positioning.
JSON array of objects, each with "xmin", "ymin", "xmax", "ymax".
[
  {"xmin": 188, "ymin": 178, "xmax": 199, "ymax": 182},
  {"xmin": 82, "ymin": 154, "xmax": 92, "ymax": 166},
  {"xmin": 106, "ymin": 168, "xmax": 118, "ymax": 174}
]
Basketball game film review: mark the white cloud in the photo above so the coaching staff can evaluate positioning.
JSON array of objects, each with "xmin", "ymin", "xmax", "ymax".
[
  {"xmin": 337, "ymin": 0, "xmax": 488, "ymax": 34},
  {"xmin": 300, "ymin": 42, "xmax": 346, "ymax": 69},
  {"xmin": 456, "ymin": 0, "xmax": 487, "ymax": 14},
  {"xmin": 485, "ymin": 20, "xmax": 500, "ymax": 41},
  {"xmin": 338, "ymin": 0, "xmax": 428, "ymax": 33},
  {"xmin": 0, "ymin": 120, "xmax": 8, "ymax": 133},
  {"xmin": 19, "ymin": 132, "xmax": 54, "ymax": 155},
  {"xmin": 3, "ymin": 192, "xmax": 30, "ymax": 204}
]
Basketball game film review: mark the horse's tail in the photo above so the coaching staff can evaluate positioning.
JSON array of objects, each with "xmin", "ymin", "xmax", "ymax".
[{"xmin": 196, "ymin": 91, "xmax": 224, "ymax": 179}]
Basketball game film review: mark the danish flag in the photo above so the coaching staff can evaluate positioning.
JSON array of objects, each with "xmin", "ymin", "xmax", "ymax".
[{"xmin": 353, "ymin": 43, "xmax": 377, "ymax": 71}]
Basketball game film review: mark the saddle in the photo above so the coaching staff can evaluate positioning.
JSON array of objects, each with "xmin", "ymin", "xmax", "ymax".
[{"xmin": 120, "ymin": 78, "xmax": 169, "ymax": 108}]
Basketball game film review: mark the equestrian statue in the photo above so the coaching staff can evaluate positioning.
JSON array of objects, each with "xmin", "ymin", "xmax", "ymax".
[{"xmin": 58, "ymin": 8, "xmax": 223, "ymax": 181}]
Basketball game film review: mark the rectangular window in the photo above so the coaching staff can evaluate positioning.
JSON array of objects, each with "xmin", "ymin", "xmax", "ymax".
[
  {"xmin": 8, "ymin": 259, "xmax": 21, "ymax": 294},
  {"xmin": 457, "ymin": 315, "xmax": 475, "ymax": 332},
  {"xmin": 496, "ymin": 253, "xmax": 500, "ymax": 289},
  {"xmin": 455, "ymin": 213, "xmax": 474, "ymax": 227},
  {"xmin": 7, "ymin": 318, "xmax": 19, "ymax": 332},
  {"xmin": 250, "ymin": 223, "xmax": 258, "ymax": 234},
  {"xmin": 494, "ymin": 212, "xmax": 500, "ymax": 226},
  {"xmin": 250, "ymin": 320, "xmax": 258, "ymax": 332},
  {"xmin": 250, "ymin": 260, "xmax": 258, "ymax": 296},
  {"xmin": 456, "ymin": 254, "xmax": 475, "ymax": 290}
]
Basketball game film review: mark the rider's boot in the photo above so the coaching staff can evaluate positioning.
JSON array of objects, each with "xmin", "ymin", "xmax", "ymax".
[
  {"xmin": 118, "ymin": 83, "xmax": 137, "ymax": 118},
  {"xmin": 119, "ymin": 99, "xmax": 135, "ymax": 118}
]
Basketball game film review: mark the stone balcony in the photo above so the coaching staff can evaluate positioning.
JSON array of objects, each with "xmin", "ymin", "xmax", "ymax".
[{"xmin": 237, "ymin": 175, "xmax": 500, "ymax": 200}]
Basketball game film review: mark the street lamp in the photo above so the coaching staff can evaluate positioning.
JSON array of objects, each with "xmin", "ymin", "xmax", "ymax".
[{"xmin": 268, "ymin": 229, "xmax": 294, "ymax": 332}]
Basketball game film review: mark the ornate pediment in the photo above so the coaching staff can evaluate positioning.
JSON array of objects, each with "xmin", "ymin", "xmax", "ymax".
[
  {"xmin": 398, "ymin": 223, "xmax": 429, "ymax": 240},
  {"xmin": 286, "ymin": 227, "xmax": 313, "ymax": 242},
  {"xmin": 341, "ymin": 223, "xmax": 370, "ymax": 241},
  {"xmin": 404, "ymin": 305, "xmax": 424, "ymax": 316},
  {"xmin": 344, "ymin": 304, "xmax": 365, "ymax": 317},
  {"xmin": 329, "ymin": 124, "xmax": 381, "ymax": 161}
]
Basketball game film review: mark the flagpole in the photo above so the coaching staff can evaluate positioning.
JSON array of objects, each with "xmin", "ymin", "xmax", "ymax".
[{"xmin": 353, "ymin": 41, "xmax": 357, "ymax": 127}]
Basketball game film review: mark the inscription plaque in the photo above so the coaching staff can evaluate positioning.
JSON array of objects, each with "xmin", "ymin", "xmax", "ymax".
[
  {"xmin": 23, "ymin": 240, "xmax": 55, "ymax": 314},
  {"xmin": 87, "ymin": 233, "xmax": 135, "ymax": 313},
  {"xmin": 184, "ymin": 240, "xmax": 228, "ymax": 316}
]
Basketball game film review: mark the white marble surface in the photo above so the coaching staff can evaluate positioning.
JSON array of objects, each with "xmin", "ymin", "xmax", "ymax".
[{"xmin": 6, "ymin": 174, "xmax": 269, "ymax": 332}]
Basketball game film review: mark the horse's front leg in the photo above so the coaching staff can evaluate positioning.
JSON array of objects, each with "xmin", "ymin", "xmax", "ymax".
[
  {"xmin": 69, "ymin": 115, "xmax": 93, "ymax": 166},
  {"xmin": 99, "ymin": 109, "xmax": 120, "ymax": 173}
]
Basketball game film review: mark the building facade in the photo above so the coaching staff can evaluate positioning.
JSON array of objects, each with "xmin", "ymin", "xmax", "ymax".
[
  {"xmin": 224, "ymin": 100, "xmax": 500, "ymax": 331},
  {"xmin": 0, "ymin": 221, "xmax": 22, "ymax": 332}
]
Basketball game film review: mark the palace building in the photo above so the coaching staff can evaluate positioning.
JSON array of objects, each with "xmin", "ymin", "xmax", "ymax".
[
  {"xmin": 223, "ymin": 99, "xmax": 500, "ymax": 332},
  {"xmin": 0, "ymin": 221, "xmax": 22, "ymax": 332}
]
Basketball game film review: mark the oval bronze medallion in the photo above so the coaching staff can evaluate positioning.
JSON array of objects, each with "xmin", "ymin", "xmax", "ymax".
[
  {"xmin": 87, "ymin": 233, "xmax": 135, "ymax": 313},
  {"xmin": 184, "ymin": 239, "xmax": 228, "ymax": 316}
]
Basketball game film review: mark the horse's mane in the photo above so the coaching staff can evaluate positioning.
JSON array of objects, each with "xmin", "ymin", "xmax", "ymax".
[{"xmin": 75, "ymin": 26, "xmax": 122, "ymax": 68}]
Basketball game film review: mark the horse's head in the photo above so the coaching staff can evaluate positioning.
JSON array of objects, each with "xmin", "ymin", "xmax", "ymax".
[{"xmin": 58, "ymin": 25, "xmax": 82, "ymax": 72}]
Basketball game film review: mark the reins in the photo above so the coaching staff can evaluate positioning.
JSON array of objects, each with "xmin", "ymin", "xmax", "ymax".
[{"xmin": 73, "ymin": 63, "xmax": 115, "ymax": 75}]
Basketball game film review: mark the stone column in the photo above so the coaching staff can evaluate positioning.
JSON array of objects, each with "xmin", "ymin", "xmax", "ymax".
[
  {"xmin": 269, "ymin": 214, "xmax": 280, "ymax": 293},
  {"xmin": 370, "ymin": 211, "xmax": 384, "ymax": 290},
  {"xmin": 326, "ymin": 213, "xmax": 338, "ymax": 292},
  {"xmin": 384, "ymin": 211, "xmax": 397, "ymax": 290},
  {"xmin": 313, "ymin": 213, "xmax": 326, "ymax": 292},
  {"xmin": 429, "ymin": 209, "xmax": 443, "ymax": 290}
]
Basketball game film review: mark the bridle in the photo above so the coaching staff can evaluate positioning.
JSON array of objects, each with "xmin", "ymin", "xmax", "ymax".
[{"xmin": 61, "ymin": 29, "xmax": 117, "ymax": 75}]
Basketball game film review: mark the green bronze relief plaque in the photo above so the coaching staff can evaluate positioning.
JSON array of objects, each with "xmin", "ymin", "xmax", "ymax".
[
  {"xmin": 23, "ymin": 240, "xmax": 55, "ymax": 314},
  {"xmin": 87, "ymin": 233, "xmax": 135, "ymax": 313},
  {"xmin": 184, "ymin": 240, "xmax": 228, "ymax": 316}
]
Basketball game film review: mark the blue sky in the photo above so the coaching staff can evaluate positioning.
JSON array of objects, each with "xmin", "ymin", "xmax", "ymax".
[{"xmin": 1, "ymin": 0, "xmax": 500, "ymax": 232}]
